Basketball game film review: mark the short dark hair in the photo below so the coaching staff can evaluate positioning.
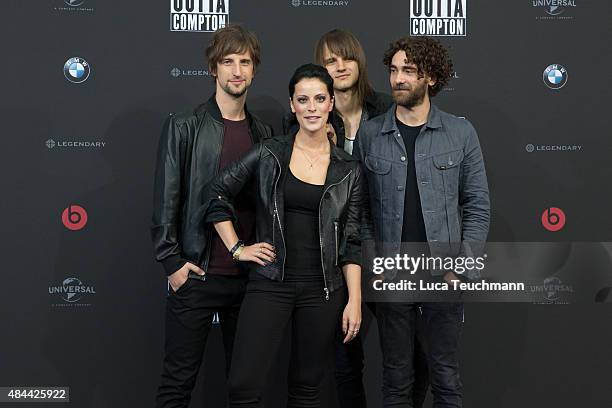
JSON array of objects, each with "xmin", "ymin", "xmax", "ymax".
[
  {"xmin": 383, "ymin": 36, "xmax": 453, "ymax": 97},
  {"xmin": 206, "ymin": 24, "xmax": 261, "ymax": 74},
  {"xmin": 314, "ymin": 29, "xmax": 373, "ymax": 106},
  {"xmin": 288, "ymin": 64, "xmax": 334, "ymax": 99}
]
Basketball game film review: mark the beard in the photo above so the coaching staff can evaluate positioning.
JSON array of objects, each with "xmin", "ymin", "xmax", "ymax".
[
  {"xmin": 221, "ymin": 81, "xmax": 248, "ymax": 98},
  {"xmin": 392, "ymin": 80, "xmax": 427, "ymax": 109}
]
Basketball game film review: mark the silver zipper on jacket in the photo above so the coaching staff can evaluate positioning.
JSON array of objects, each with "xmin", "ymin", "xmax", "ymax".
[
  {"xmin": 334, "ymin": 221, "xmax": 339, "ymax": 266},
  {"xmin": 265, "ymin": 146, "xmax": 286, "ymax": 279},
  {"xmin": 319, "ymin": 171, "xmax": 352, "ymax": 301}
]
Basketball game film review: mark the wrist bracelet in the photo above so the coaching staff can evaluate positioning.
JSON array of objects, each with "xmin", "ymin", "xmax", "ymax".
[
  {"xmin": 230, "ymin": 240, "xmax": 245, "ymax": 260},
  {"xmin": 232, "ymin": 245, "xmax": 244, "ymax": 261}
]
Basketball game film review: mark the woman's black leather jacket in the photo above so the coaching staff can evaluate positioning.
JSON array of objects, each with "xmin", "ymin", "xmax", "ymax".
[{"xmin": 196, "ymin": 134, "xmax": 367, "ymax": 297}]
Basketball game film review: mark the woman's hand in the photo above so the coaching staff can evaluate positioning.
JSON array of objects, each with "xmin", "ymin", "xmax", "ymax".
[
  {"xmin": 237, "ymin": 242, "xmax": 276, "ymax": 266},
  {"xmin": 342, "ymin": 299, "xmax": 362, "ymax": 343}
]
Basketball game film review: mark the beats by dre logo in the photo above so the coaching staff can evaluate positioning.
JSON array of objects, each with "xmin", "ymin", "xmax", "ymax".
[
  {"xmin": 62, "ymin": 205, "xmax": 88, "ymax": 231},
  {"xmin": 541, "ymin": 207, "xmax": 565, "ymax": 232}
]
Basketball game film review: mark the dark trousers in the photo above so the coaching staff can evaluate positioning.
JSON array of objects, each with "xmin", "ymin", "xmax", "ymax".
[
  {"xmin": 376, "ymin": 302, "xmax": 464, "ymax": 408},
  {"xmin": 334, "ymin": 304, "xmax": 429, "ymax": 408},
  {"xmin": 228, "ymin": 278, "xmax": 345, "ymax": 408},
  {"xmin": 156, "ymin": 273, "xmax": 247, "ymax": 408}
]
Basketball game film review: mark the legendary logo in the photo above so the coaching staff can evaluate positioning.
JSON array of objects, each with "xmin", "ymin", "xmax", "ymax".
[
  {"xmin": 525, "ymin": 143, "xmax": 582, "ymax": 153},
  {"xmin": 290, "ymin": 0, "xmax": 350, "ymax": 7},
  {"xmin": 63, "ymin": 57, "xmax": 91, "ymax": 84},
  {"xmin": 541, "ymin": 207, "xmax": 566, "ymax": 232},
  {"xmin": 170, "ymin": 0, "xmax": 229, "ymax": 32},
  {"xmin": 62, "ymin": 205, "xmax": 88, "ymax": 231},
  {"xmin": 49, "ymin": 277, "xmax": 96, "ymax": 306},
  {"xmin": 170, "ymin": 67, "xmax": 211, "ymax": 78},
  {"xmin": 410, "ymin": 0, "xmax": 467, "ymax": 36},
  {"xmin": 45, "ymin": 138, "xmax": 106, "ymax": 149},
  {"xmin": 543, "ymin": 64, "xmax": 568, "ymax": 89},
  {"xmin": 64, "ymin": 0, "xmax": 85, "ymax": 6}
]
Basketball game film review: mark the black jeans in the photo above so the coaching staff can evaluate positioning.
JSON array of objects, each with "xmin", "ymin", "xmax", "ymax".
[
  {"xmin": 228, "ymin": 278, "xmax": 345, "ymax": 408},
  {"xmin": 334, "ymin": 303, "xmax": 429, "ymax": 408},
  {"xmin": 376, "ymin": 301, "xmax": 464, "ymax": 408},
  {"xmin": 156, "ymin": 273, "xmax": 247, "ymax": 408}
]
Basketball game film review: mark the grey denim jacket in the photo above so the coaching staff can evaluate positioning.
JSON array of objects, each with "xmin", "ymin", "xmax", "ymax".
[{"xmin": 354, "ymin": 104, "xmax": 490, "ymax": 279}]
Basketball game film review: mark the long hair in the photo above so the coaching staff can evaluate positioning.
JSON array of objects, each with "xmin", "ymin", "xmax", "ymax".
[{"xmin": 314, "ymin": 29, "xmax": 373, "ymax": 107}]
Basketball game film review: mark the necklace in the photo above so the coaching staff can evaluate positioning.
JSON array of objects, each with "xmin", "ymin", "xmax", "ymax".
[{"xmin": 295, "ymin": 143, "xmax": 328, "ymax": 169}]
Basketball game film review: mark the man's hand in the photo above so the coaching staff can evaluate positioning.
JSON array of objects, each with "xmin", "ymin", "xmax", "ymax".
[
  {"xmin": 444, "ymin": 271, "xmax": 460, "ymax": 286},
  {"xmin": 168, "ymin": 262, "xmax": 205, "ymax": 292}
]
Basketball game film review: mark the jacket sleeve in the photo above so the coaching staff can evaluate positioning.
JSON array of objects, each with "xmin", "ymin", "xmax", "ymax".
[
  {"xmin": 193, "ymin": 144, "xmax": 262, "ymax": 228},
  {"xmin": 151, "ymin": 115, "xmax": 187, "ymax": 276},
  {"xmin": 352, "ymin": 131, "xmax": 375, "ymax": 243},
  {"xmin": 458, "ymin": 123, "xmax": 490, "ymax": 274},
  {"xmin": 339, "ymin": 163, "xmax": 368, "ymax": 267}
]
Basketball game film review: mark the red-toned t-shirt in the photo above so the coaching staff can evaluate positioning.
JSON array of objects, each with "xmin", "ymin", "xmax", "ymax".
[{"xmin": 207, "ymin": 118, "xmax": 256, "ymax": 275}]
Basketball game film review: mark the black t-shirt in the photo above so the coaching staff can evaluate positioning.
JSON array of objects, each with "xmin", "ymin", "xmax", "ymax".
[{"xmin": 396, "ymin": 118, "xmax": 427, "ymax": 243}]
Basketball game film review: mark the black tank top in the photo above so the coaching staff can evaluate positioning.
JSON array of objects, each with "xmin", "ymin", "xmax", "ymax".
[{"xmin": 283, "ymin": 169, "xmax": 324, "ymax": 283}]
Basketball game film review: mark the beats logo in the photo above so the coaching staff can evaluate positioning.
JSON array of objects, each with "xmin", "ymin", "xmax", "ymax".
[
  {"xmin": 62, "ymin": 205, "xmax": 88, "ymax": 231},
  {"xmin": 541, "ymin": 207, "xmax": 565, "ymax": 232}
]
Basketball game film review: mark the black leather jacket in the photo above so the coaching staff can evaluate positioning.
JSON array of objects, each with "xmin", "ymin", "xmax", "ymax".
[
  {"xmin": 197, "ymin": 134, "xmax": 367, "ymax": 296},
  {"xmin": 151, "ymin": 95, "xmax": 273, "ymax": 276}
]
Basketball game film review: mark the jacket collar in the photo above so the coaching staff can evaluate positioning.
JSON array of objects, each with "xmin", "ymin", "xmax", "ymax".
[
  {"xmin": 265, "ymin": 133, "xmax": 357, "ymax": 187},
  {"xmin": 380, "ymin": 102, "xmax": 443, "ymax": 134},
  {"xmin": 197, "ymin": 93, "xmax": 255, "ymax": 127}
]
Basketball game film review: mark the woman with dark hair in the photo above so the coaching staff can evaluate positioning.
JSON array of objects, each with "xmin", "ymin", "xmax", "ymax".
[{"xmin": 198, "ymin": 63, "xmax": 365, "ymax": 407}]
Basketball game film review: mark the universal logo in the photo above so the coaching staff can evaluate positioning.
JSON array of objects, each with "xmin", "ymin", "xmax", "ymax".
[
  {"xmin": 291, "ymin": 0, "xmax": 350, "ymax": 7},
  {"xmin": 45, "ymin": 139, "xmax": 106, "ymax": 150},
  {"xmin": 525, "ymin": 143, "xmax": 582, "ymax": 153},
  {"xmin": 170, "ymin": 67, "xmax": 212, "ymax": 78},
  {"xmin": 49, "ymin": 277, "xmax": 96, "ymax": 307},
  {"xmin": 530, "ymin": 276, "xmax": 573, "ymax": 304},
  {"xmin": 64, "ymin": 57, "xmax": 91, "ymax": 84},
  {"xmin": 53, "ymin": 0, "xmax": 94, "ymax": 13},
  {"xmin": 543, "ymin": 64, "xmax": 568, "ymax": 90},
  {"xmin": 533, "ymin": 0, "xmax": 576, "ymax": 20},
  {"xmin": 170, "ymin": 0, "xmax": 229, "ymax": 32},
  {"xmin": 410, "ymin": 0, "xmax": 466, "ymax": 36}
]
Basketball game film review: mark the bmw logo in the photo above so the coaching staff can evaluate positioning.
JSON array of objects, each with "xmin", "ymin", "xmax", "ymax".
[
  {"xmin": 543, "ymin": 64, "xmax": 568, "ymax": 90},
  {"xmin": 63, "ymin": 57, "xmax": 91, "ymax": 84}
]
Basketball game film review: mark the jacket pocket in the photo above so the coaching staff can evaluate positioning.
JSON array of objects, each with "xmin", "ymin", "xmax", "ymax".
[
  {"xmin": 365, "ymin": 154, "xmax": 392, "ymax": 175},
  {"xmin": 432, "ymin": 149, "xmax": 464, "ymax": 170}
]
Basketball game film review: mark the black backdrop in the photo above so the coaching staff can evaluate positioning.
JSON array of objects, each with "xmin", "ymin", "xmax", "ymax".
[{"xmin": 1, "ymin": 1, "xmax": 612, "ymax": 407}]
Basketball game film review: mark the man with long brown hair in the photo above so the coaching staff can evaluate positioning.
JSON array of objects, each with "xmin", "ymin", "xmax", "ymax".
[
  {"xmin": 283, "ymin": 29, "xmax": 391, "ymax": 155},
  {"xmin": 152, "ymin": 24, "xmax": 272, "ymax": 407}
]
